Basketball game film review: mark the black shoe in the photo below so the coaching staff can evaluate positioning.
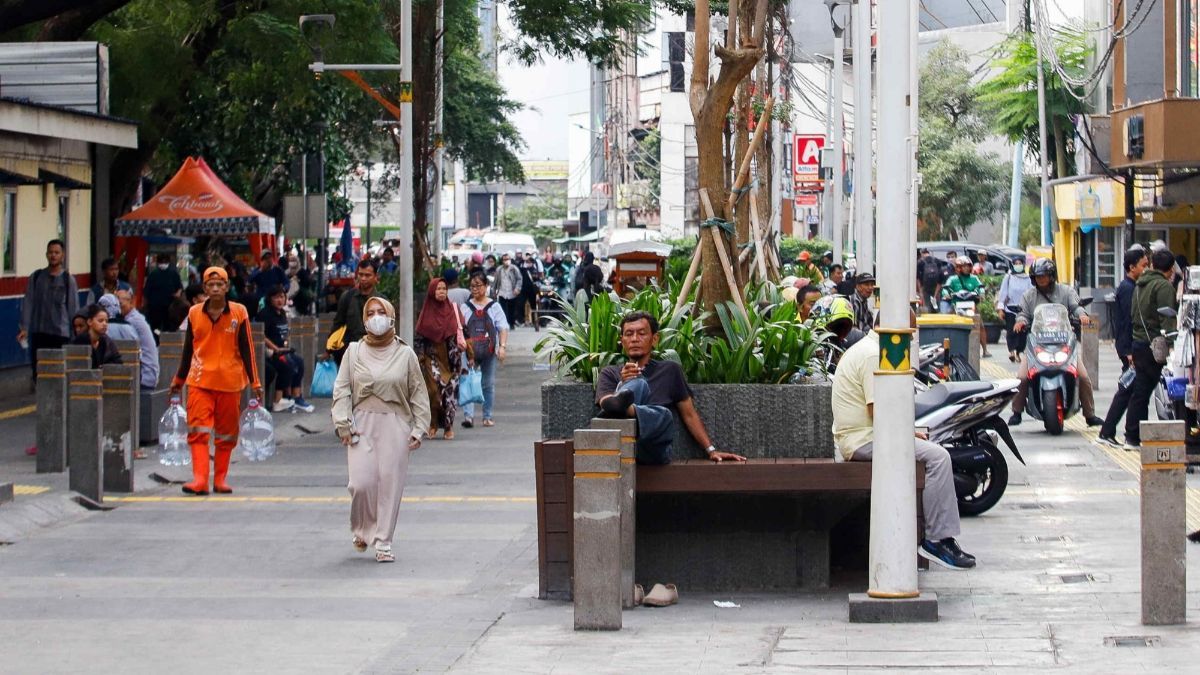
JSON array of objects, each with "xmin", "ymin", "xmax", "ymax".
[
  {"xmin": 1124, "ymin": 440, "xmax": 1141, "ymax": 451},
  {"xmin": 940, "ymin": 537, "xmax": 976, "ymax": 562},
  {"xmin": 462, "ymin": 418, "xmax": 473, "ymax": 429},
  {"xmin": 919, "ymin": 538, "xmax": 976, "ymax": 570},
  {"xmin": 1097, "ymin": 434, "xmax": 1121, "ymax": 450},
  {"xmin": 1008, "ymin": 412, "xmax": 1022, "ymax": 426},
  {"xmin": 1085, "ymin": 415, "xmax": 1104, "ymax": 427},
  {"xmin": 599, "ymin": 389, "xmax": 634, "ymax": 417}
]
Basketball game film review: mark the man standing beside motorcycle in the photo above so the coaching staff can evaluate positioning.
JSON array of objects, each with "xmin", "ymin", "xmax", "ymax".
[
  {"xmin": 942, "ymin": 257, "xmax": 990, "ymax": 357},
  {"xmin": 1008, "ymin": 259, "xmax": 1103, "ymax": 427},
  {"xmin": 1098, "ymin": 246, "xmax": 1148, "ymax": 448},
  {"xmin": 1123, "ymin": 248, "xmax": 1179, "ymax": 450}
]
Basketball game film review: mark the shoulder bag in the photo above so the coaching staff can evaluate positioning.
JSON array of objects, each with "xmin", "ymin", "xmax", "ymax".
[{"xmin": 1134, "ymin": 286, "xmax": 1170, "ymax": 364}]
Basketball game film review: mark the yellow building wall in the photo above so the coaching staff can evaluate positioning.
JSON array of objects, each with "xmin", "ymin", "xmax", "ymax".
[
  {"xmin": 1053, "ymin": 222, "xmax": 1076, "ymax": 285},
  {"xmin": 67, "ymin": 190, "xmax": 90, "ymax": 274}
]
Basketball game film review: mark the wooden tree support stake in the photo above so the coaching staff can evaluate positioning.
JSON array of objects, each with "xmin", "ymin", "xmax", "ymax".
[
  {"xmin": 725, "ymin": 96, "xmax": 775, "ymax": 220},
  {"xmin": 672, "ymin": 243, "xmax": 704, "ymax": 316},
  {"xmin": 749, "ymin": 187, "xmax": 769, "ymax": 281},
  {"xmin": 699, "ymin": 189, "xmax": 750, "ymax": 322}
]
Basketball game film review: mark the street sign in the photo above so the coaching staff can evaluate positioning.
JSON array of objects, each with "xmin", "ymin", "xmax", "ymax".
[
  {"xmin": 795, "ymin": 193, "xmax": 819, "ymax": 208},
  {"xmin": 793, "ymin": 135, "xmax": 825, "ymax": 178}
]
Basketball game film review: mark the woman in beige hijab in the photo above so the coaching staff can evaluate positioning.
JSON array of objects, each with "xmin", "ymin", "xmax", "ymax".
[{"xmin": 332, "ymin": 297, "xmax": 431, "ymax": 562}]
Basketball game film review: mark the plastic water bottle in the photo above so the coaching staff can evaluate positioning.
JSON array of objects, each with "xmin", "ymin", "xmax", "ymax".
[
  {"xmin": 237, "ymin": 399, "xmax": 276, "ymax": 462},
  {"xmin": 158, "ymin": 395, "xmax": 191, "ymax": 466}
]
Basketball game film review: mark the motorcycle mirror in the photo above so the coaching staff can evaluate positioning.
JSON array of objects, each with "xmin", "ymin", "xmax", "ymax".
[{"xmin": 1158, "ymin": 306, "xmax": 1178, "ymax": 318}]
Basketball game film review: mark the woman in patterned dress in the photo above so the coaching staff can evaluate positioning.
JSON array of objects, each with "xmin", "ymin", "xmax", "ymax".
[{"xmin": 414, "ymin": 278, "xmax": 464, "ymax": 439}]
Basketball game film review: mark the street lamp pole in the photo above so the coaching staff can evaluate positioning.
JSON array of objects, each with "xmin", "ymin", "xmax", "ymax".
[
  {"xmin": 852, "ymin": 0, "xmax": 873, "ymax": 273},
  {"xmin": 398, "ymin": 0, "xmax": 414, "ymax": 343}
]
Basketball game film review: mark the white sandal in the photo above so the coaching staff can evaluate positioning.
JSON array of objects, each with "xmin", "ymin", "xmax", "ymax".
[{"xmin": 375, "ymin": 545, "xmax": 394, "ymax": 563}]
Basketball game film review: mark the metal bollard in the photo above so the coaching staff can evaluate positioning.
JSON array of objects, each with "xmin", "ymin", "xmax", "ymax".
[
  {"xmin": 101, "ymin": 364, "xmax": 139, "ymax": 493},
  {"xmin": 967, "ymin": 322, "xmax": 981, "ymax": 375},
  {"xmin": 35, "ymin": 349, "xmax": 67, "ymax": 473},
  {"xmin": 572, "ymin": 428, "xmax": 622, "ymax": 631},
  {"xmin": 157, "ymin": 331, "xmax": 185, "ymax": 390},
  {"xmin": 67, "ymin": 369, "xmax": 104, "ymax": 504},
  {"xmin": 1081, "ymin": 322, "xmax": 1100, "ymax": 391},
  {"xmin": 590, "ymin": 417, "xmax": 638, "ymax": 609},
  {"xmin": 292, "ymin": 316, "xmax": 317, "ymax": 394},
  {"xmin": 1139, "ymin": 420, "xmax": 1187, "ymax": 625}
]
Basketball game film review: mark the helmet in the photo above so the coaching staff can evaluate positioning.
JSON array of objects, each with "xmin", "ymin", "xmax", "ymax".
[
  {"xmin": 1030, "ymin": 258, "xmax": 1057, "ymax": 280},
  {"xmin": 471, "ymin": 251, "xmax": 484, "ymax": 264},
  {"xmin": 955, "ymin": 256, "xmax": 972, "ymax": 267},
  {"xmin": 809, "ymin": 295, "xmax": 854, "ymax": 330}
]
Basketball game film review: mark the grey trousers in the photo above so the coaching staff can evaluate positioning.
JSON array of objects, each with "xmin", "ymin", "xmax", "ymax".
[{"xmin": 850, "ymin": 438, "xmax": 961, "ymax": 542}]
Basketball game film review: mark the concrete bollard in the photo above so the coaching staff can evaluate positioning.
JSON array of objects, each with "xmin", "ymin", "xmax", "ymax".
[
  {"xmin": 1139, "ymin": 420, "xmax": 1187, "ymax": 625},
  {"xmin": 35, "ymin": 349, "xmax": 68, "ymax": 473},
  {"xmin": 1081, "ymin": 322, "xmax": 1100, "ymax": 391},
  {"xmin": 590, "ymin": 417, "xmax": 638, "ymax": 609},
  {"xmin": 967, "ymin": 323, "xmax": 980, "ymax": 375},
  {"xmin": 101, "ymin": 364, "xmax": 139, "ymax": 493},
  {"xmin": 572, "ymin": 428, "xmax": 623, "ymax": 631},
  {"xmin": 67, "ymin": 369, "xmax": 104, "ymax": 504},
  {"xmin": 158, "ymin": 331, "xmax": 185, "ymax": 389},
  {"xmin": 292, "ymin": 316, "xmax": 317, "ymax": 394},
  {"xmin": 64, "ymin": 344, "xmax": 91, "ymax": 373}
]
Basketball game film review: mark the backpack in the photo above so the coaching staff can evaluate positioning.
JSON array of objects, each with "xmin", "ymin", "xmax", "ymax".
[
  {"xmin": 920, "ymin": 259, "xmax": 942, "ymax": 286},
  {"xmin": 464, "ymin": 300, "xmax": 499, "ymax": 359}
]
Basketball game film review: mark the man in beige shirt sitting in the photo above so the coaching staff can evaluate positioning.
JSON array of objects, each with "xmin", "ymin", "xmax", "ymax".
[{"xmin": 831, "ymin": 315, "xmax": 976, "ymax": 570}]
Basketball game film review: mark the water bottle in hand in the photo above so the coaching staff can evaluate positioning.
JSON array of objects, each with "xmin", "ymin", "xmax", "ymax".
[
  {"xmin": 158, "ymin": 395, "xmax": 190, "ymax": 466},
  {"xmin": 237, "ymin": 399, "xmax": 276, "ymax": 462}
]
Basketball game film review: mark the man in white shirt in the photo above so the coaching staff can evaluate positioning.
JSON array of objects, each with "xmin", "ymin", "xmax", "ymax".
[{"xmin": 831, "ymin": 313, "xmax": 976, "ymax": 570}]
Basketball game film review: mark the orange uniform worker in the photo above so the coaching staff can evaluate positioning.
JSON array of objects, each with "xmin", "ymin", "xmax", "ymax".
[{"xmin": 170, "ymin": 267, "xmax": 263, "ymax": 495}]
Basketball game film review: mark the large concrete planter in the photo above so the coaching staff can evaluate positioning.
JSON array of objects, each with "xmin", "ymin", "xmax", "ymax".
[{"xmin": 541, "ymin": 379, "xmax": 835, "ymax": 459}]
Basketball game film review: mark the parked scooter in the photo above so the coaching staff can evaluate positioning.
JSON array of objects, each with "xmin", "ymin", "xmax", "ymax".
[
  {"xmin": 915, "ymin": 377, "xmax": 1024, "ymax": 516},
  {"xmin": 1017, "ymin": 299, "xmax": 1093, "ymax": 435}
]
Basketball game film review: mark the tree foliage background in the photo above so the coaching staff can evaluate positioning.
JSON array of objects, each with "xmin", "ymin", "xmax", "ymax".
[{"xmin": 917, "ymin": 41, "xmax": 1006, "ymax": 241}]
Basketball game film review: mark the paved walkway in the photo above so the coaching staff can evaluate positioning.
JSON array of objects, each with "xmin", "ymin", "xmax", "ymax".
[{"xmin": 0, "ymin": 331, "xmax": 1197, "ymax": 673}]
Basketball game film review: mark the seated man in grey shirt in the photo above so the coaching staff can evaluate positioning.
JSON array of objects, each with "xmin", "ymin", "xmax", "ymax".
[{"xmin": 595, "ymin": 311, "xmax": 744, "ymax": 465}]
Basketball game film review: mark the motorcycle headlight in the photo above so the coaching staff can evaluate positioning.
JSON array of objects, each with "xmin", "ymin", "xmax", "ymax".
[
  {"xmin": 1036, "ymin": 351, "xmax": 1053, "ymax": 365},
  {"xmin": 1054, "ymin": 351, "xmax": 1069, "ymax": 364}
]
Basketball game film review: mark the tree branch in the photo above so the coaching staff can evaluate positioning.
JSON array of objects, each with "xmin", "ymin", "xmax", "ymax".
[
  {"xmin": 35, "ymin": 0, "xmax": 131, "ymax": 41},
  {"xmin": 750, "ymin": 0, "xmax": 769, "ymax": 47},
  {"xmin": 0, "ymin": 0, "xmax": 97, "ymax": 32},
  {"xmin": 690, "ymin": 0, "xmax": 711, "ymax": 118}
]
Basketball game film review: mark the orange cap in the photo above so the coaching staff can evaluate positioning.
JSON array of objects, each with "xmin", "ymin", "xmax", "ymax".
[
  {"xmin": 203, "ymin": 266, "xmax": 228, "ymax": 283},
  {"xmin": 798, "ymin": 250, "xmax": 812, "ymax": 262}
]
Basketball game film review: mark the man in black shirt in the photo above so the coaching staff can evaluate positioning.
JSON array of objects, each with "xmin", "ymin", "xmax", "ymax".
[
  {"xmin": 596, "ymin": 311, "xmax": 746, "ymax": 465},
  {"xmin": 329, "ymin": 259, "xmax": 381, "ymax": 365}
]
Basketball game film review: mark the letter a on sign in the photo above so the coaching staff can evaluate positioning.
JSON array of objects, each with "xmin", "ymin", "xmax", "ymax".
[{"xmin": 793, "ymin": 135, "xmax": 825, "ymax": 178}]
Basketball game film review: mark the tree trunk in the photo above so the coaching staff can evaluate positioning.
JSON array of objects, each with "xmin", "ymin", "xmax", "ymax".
[
  {"xmin": 1051, "ymin": 118, "xmax": 1069, "ymax": 181},
  {"xmin": 35, "ymin": 0, "xmax": 130, "ymax": 41}
]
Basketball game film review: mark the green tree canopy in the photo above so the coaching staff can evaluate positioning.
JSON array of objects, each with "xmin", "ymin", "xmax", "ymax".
[{"xmin": 917, "ymin": 41, "xmax": 1006, "ymax": 240}]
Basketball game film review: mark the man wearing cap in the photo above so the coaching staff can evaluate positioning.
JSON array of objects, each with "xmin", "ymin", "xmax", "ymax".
[
  {"xmin": 250, "ymin": 250, "xmax": 289, "ymax": 296},
  {"xmin": 851, "ymin": 273, "xmax": 876, "ymax": 333},
  {"xmin": 170, "ymin": 267, "xmax": 263, "ymax": 495},
  {"xmin": 796, "ymin": 250, "xmax": 825, "ymax": 285}
]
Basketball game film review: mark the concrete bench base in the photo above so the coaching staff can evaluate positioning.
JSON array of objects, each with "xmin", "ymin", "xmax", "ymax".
[{"xmin": 0, "ymin": 482, "xmax": 13, "ymax": 505}]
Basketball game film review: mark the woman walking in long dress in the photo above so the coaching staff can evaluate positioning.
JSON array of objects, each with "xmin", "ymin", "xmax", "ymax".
[
  {"xmin": 413, "ymin": 278, "xmax": 465, "ymax": 439},
  {"xmin": 332, "ymin": 297, "xmax": 430, "ymax": 563}
]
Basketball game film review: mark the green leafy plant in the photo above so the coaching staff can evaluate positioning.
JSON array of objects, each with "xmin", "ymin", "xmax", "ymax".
[{"xmin": 534, "ymin": 283, "xmax": 831, "ymax": 385}]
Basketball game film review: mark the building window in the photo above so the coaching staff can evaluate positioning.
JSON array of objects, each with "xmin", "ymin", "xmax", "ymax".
[
  {"xmin": 1185, "ymin": 1, "xmax": 1200, "ymax": 97},
  {"xmin": 57, "ymin": 191, "xmax": 69, "ymax": 249},
  {"xmin": 684, "ymin": 125, "xmax": 697, "ymax": 158},
  {"xmin": 2, "ymin": 191, "xmax": 15, "ymax": 273},
  {"xmin": 1095, "ymin": 226, "xmax": 1119, "ymax": 288}
]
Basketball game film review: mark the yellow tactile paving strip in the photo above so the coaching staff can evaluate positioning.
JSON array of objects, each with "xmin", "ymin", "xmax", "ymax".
[
  {"xmin": 13, "ymin": 485, "xmax": 50, "ymax": 496},
  {"xmin": 981, "ymin": 360, "xmax": 1200, "ymax": 531},
  {"xmin": 103, "ymin": 495, "xmax": 535, "ymax": 505}
]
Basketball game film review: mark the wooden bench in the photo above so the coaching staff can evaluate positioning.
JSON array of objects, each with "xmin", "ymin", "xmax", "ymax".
[{"xmin": 535, "ymin": 441, "xmax": 925, "ymax": 599}]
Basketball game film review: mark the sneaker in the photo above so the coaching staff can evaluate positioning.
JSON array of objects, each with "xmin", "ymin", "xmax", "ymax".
[
  {"xmin": 1085, "ymin": 415, "xmax": 1104, "ymax": 427},
  {"xmin": 1124, "ymin": 440, "xmax": 1141, "ymax": 451},
  {"xmin": 941, "ymin": 537, "xmax": 976, "ymax": 562},
  {"xmin": 919, "ymin": 538, "xmax": 976, "ymax": 570},
  {"xmin": 1097, "ymin": 434, "xmax": 1122, "ymax": 450},
  {"xmin": 291, "ymin": 397, "xmax": 315, "ymax": 413},
  {"xmin": 1007, "ymin": 412, "xmax": 1022, "ymax": 426},
  {"xmin": 462, "ymin": 418, "xmax": 474, "ymax": 429},
  {"xmin": 272, "ymin": 399, "xmax": 294, "ymax": 413}
]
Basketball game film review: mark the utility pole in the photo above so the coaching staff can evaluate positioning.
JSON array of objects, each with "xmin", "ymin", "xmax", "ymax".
[
  {"xmin": 1005, "ymin": 0, "xmax": 1024, "ymax": 248},
  {"xmin": 432, "ymin": 0, "xmax": 444, "ymax": 258},
  {"xmin": 399, "ymin": 0, "xmax": 414, "ymax": 343},
  {"xmin": 365, "ymin": 161, "xmax": 373, "ymax": 251},
  {"xmin": 1033, "ymin": 3, "xmax": 1052, "ymax": 247},
  {"xmin": 908, "ymin": 0, "xmax": 919, "ymax": 274},
  {"xmin": 831, "ymin": 28, "xmax": 845, "ymax": 263},
  {"xmin": 849, "ymin": 0, "xmax": 933, "ymax": 622},
  {"xmin": 852, "ymin": 0, "xmax": 873, "ymax": 273}
]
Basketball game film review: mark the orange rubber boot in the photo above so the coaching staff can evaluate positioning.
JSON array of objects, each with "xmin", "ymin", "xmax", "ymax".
[
  {"xmin": 182, "ymin": 444, "xmax": 209, "ymax": 495},
  {"xmin": 213, "ymin": 448, "xmax": 233, "ymax": 494}
]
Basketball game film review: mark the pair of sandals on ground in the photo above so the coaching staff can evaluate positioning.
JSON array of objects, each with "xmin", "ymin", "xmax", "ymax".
[{"xmin": 633, "ymin": 582, "xmax": 679, "ymax": 607}]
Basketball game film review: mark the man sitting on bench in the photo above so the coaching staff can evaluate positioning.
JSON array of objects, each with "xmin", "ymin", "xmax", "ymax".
[
  {"xmin": 596, "ymin": 311, "xmax": 746, "ymax": 465},
  {"xmin": 832, "ymin": 312, "xmax": 976, "ymax": 570}
]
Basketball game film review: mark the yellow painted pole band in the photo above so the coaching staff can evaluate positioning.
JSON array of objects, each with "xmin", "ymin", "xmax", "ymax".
[
  {"xmin": 866, "ymin": 589, "xmax": 921, "ymax": 599},
  {"xmin": 575, "ymin": 449, "xmax": 620, "ymax": 456},
  {"xmin": 620, "ymin": 458, "xmax": 635, "ymax": 464},
  {"xmin": 1141, "ymin": 440, "xmax": 1183, "ymax": 447},
  {"xmin": 575, "ymin": 472, "xmax": 620, "ymax": 479},
  {"xmin": 1142, "ymin": 463, "xmax": 1187, "ymax": 471}
]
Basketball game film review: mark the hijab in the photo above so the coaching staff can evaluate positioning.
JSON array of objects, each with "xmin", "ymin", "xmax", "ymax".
[
  {"xmin": 415, "ymin": 280, "xmax": 459, "ymax": 342},
  {"xmin": 362, "ymin": 296, "xmax": 397, "ymax": 348}
]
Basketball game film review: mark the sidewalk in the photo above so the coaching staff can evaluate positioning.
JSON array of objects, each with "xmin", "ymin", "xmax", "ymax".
[{"xmin": 451, "ymin": 341, "xmax": 1200, "ymax": 673}]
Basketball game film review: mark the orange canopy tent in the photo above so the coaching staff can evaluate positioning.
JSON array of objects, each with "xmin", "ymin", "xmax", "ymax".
[{"xmin": 114, "ymin": 157, "xmax": 276, "ymax": 298}]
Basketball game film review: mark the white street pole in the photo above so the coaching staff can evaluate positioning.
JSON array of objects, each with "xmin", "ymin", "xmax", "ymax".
[
  {"xmin": 908, "ymin": 0, "xmax": 919, "ymax": 281},
  {"xmin": 432, "ymin": 0, "xmax": 444, "ymax": 259},
  {"xmin": 831, "ymin": 29, "xmax": 845, "ymax": 264},
  {"xmin": 1034, "ymin": 11, "xmax": 1052, "ymax": 247},
  {"xmin": 869, "ymin": 0, "xmax": 919, "ymax": 601},
  {"xmin": 822, "ymin": 61, "xmax": 834, "ymax": 242},
  {"xmin": 399, "ymin": 0, "xmax": 414, "ymax": 343},
  {"xmin": 1005, "ymin": 0, "xmax": 1024, "ymax": 248},
  {"xmin": 852, "ymin": 0, "xmax": 872, "ymax": 273}
]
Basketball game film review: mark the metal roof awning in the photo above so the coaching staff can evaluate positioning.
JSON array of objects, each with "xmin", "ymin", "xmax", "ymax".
[
  {"xmin": 0, "ymin": 167, "xmax": 39, "ymax": 185},
  {"xmin": 39, "ymin": 168, "xmax": 90, "ymax": 189}
]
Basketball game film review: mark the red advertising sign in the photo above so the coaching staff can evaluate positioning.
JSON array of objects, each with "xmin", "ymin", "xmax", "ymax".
[
  {"xmin": 794, "ymin": 193, "xmax": 819, "ymax": 208},
  {"xmin": 793, "ymin": 135, "xmax": 825, "ymax": 178}
]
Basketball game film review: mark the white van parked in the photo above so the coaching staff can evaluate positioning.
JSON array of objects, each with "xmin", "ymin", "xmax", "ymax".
[{"xmin": 481, "ymin": 231, "xmax": 537, "ymax": 257}]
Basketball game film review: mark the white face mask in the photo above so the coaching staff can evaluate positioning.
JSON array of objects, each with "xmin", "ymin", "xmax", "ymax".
[
  {"xmin": 365, "ymin": 314, "xmax": 393, "ymax": 336},
  {"xmin": 157, "ymin": 263, "xmax": 169, "ymax": 270}
]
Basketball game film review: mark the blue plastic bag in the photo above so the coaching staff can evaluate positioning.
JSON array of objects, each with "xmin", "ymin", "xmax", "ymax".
[
  {"xmin": 1167, "ymin": 376, "xmax": 1188, "ymax": 402},
  {"xmin": 458, "ymin": 368, "xmax": 483, "ymax": 406},
  {"xmin": 310, "ymin": 359, "xmax": 337, "ymax": 399}
]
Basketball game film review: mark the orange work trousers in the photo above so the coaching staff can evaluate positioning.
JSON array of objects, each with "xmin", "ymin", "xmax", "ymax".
[{"xmin": 186, "ymin": 387, "xmax": 241, "ymax": 491}]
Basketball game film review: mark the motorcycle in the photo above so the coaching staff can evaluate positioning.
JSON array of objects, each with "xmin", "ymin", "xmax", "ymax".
[
  {"xmin": 948, "ymin": 289, "xmax": 980, "ymax": 318},
  {"xmin": 915, "ymin": 377, "xmax": 1024, "ymax": 516},
  {"xmin": 1018, "ymin": 299, "xmax": 1092, "ymax": 435},
  {"xmin": 534, "ymin": 282, "xmax": 569, "ymax": 329}
]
